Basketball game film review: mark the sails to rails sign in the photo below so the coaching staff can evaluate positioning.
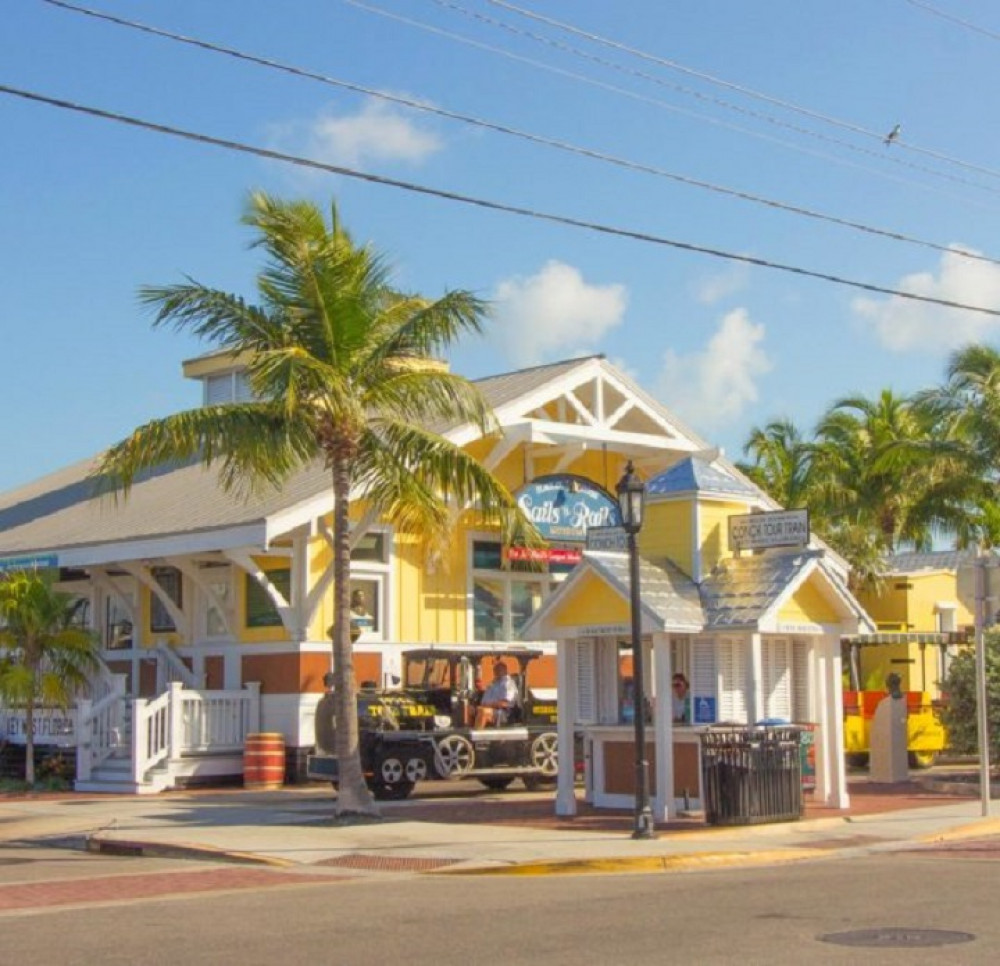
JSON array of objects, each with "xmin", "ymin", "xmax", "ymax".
[{"xmin": 728, "ymin": 509, "xmax": 809, "ymax": 551}]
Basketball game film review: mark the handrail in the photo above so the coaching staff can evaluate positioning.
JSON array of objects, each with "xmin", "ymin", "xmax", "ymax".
[
  {"xmin": 154, "ymin": 641, "xmax": 200, "ymax": 688},
  {"xmin": 134, "ymin": 688, "xmax": 173, "ymax": 782},
  {"xmin": 76, "ymin": 672, "xmax": 128, "ymax": 781}
]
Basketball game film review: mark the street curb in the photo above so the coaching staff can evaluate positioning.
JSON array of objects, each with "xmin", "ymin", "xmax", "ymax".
[
  {"xmin": 914, "ymin": 816, "xmax": 1000, "ymax": 844},
  {"xmin": 433, "ymin": 848, "xmax": 832, "ymax": 877},
  {"xmin": 86, "ymin": 834, "xmax": 294, "ymax": 868}
]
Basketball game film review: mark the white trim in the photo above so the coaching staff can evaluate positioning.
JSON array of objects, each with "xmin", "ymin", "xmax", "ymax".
[{"xmin": 56, "ymin": 524, "xmax": 267, "ymax": 568}]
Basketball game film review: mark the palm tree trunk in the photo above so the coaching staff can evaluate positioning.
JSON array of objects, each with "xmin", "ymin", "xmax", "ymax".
[
  {"xmin": 25, "ymin": 682, "xmax": 36, "ymax": 788},
  {"xmin": 330, "ymin": 456, "xmax": 378, "ymax": 817}
]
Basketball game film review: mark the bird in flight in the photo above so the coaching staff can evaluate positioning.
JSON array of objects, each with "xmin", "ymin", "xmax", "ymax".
[{"xmin": 884, "ymin": 123, "xmax": 902, "ymax": 146}]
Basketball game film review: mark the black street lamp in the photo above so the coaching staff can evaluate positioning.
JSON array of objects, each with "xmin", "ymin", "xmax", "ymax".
[{"xmin": 616, "ymin": 460, "xmax": 655, "ymax": 840}]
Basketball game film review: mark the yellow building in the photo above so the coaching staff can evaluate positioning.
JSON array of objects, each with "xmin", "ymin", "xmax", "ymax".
[
  {"xmin": 853, "ymin": 550, "xmax": 977, "ymax": 696},
  {"xmin": 0, "ymin": 351, "xmax": 872, "ymax": 807}
]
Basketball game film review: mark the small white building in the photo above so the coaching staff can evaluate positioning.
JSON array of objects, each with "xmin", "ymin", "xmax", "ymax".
[{"xmin": 520, "ymin": 456, "xmax": 873, "ymax": 819}]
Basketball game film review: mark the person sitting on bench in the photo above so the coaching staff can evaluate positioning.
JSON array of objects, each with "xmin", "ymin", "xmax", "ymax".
[{"xmin": 474, "ymin": 660, "xmax": 518, "ymax": 727}]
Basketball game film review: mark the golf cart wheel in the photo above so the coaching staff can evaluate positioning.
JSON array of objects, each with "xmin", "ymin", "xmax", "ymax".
[
  {"xmin": 434, "ymin": 734, "xmax": 475, "ymax": 778},
  {"xmin": 404, "ymin": 756, "xmax": 429, "ymax": 783},
  {"xmin": 479, "ymin": 777, "xmax": 515, "ymax": 791},
  {"xmin": 530, "ymin": 732, "xmax": 559, "ymax": 777},
  {"xmin": 909, "ymin": 751, "xmax": 937, "ymax": 769},
  {"xmin": 370, "ymin": 780, "xmax": 415, "ymax": 801}
]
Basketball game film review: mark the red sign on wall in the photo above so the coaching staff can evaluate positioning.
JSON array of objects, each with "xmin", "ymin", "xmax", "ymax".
[{"xmin": 506, "ymin": 547, "xmax": 582, "ymax": 565}]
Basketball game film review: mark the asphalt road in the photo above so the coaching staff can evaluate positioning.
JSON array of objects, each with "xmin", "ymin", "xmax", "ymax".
[{"xmin": 1, "ymin": 841, "xmax": 999, "ymax": 965}]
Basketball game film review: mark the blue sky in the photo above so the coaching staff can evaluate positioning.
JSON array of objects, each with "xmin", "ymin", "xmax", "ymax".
[{"xmin": 4, "ymin": 0, "xmax": 1000, "ymax": 493}]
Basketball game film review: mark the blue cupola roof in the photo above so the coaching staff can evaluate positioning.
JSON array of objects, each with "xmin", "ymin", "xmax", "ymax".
[{"xmin": 646, "ymin": 456, "xmax": 759, "ymax": 500}]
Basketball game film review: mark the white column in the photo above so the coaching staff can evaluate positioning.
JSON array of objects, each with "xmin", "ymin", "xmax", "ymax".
[
  {"xmin": 76, "ymin": 698, "xmax": 93, "ymax": 782},
  {"xmin": 652, "ymin": 633, "xmax": 673, "ymax": 821},
  {"xmin": 817, "ymin": 634, "xmax": 849, "ymax": 808},
  {"xmin": 556, "ymin": 638, "xmax": 578, "ymax": 817}
]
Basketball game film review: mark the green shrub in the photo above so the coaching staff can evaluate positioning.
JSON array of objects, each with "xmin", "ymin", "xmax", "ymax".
[{"xmin": 940, "ymin": 629, "xmax": 1000, "ymax": 762}]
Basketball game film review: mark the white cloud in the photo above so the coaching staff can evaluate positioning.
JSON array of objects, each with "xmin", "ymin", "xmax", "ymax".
[
  {"xmin": 268, "ymin": 98, "xmax": 442, "ymax": 169},
  {"xmin": 491, "ymin": 261, "xmax": 627, "ymax": 367},
  {"xmin": 852, "ymin": 245, "xmax": 1000, "ymax": 352},
  {"xmin": 656, "ymin": 308, "xmax": 772, "ymax": 430},
  {"xmin": 692, "ymin": 262, "xmax": 750, "ymax": 305}
]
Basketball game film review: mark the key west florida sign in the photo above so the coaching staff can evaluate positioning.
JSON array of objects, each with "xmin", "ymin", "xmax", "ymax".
[
  {"xmin": 728, "ymin": 508, "xmax": 810, "ymax": 551},
  {"xmin": 509, "ymin": 474, "xmax": 621, "ymax": 563}
]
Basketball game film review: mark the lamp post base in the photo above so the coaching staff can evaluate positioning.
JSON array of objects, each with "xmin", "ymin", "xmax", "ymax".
[{"xmin": 632, "ymin": 808, "xmax": 656, "ymax": 840}]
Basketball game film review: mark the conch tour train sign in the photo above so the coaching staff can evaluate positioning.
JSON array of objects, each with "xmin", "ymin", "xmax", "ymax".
[{"xmin": 514, "ymin": 475, "xmax": 621, "ymax": 544}]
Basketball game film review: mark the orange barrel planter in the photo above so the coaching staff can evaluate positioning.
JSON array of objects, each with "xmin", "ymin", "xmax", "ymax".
[{"xmin": 243, "ymin": 733, "xmax": 286, "ymax": 790}]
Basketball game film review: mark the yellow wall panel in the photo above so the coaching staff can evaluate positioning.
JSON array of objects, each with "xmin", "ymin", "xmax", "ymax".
[
  {"xmin": 640, "ymin": 501, "xmax": 693, "ymax": 577},
  {"xmin": 554, "ymin": 571, "xmax": 629, "ymax": 626},
  {"xmin": 777, "ymin": 577, "xmax": 840, "ymax": 625}
]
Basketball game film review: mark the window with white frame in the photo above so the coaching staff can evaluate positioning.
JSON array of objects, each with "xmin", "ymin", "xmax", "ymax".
[
  {"xmin": 349, "ymin": 528, "xmax": 391, "ymax": 641},
  {"xmin": 204, "ymin": 370, "xmax": 254, "ymax": 406},
  {"xmin": 470, "ymin": 538, "xmax": 569, "ymax": 641}
]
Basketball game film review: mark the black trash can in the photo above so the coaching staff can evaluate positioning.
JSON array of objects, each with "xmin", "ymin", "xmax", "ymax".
[{"xmin": 700, "ymin": 726, "xmax": 803, "ymax": 826}]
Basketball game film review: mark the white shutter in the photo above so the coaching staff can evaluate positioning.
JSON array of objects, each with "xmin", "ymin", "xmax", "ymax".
[
  {"xmin": 205, "ymin": 373, "xmax": 233, "ymax": 405},
  {"xmin": 576, "ymin": 639, "xmax": 596, "ymax": 725},
  {"xmin": 234, "ymin": 371, "xmax": 254, "ymax": 402},
  {"xmin": 791, "ymin": 639, "xmax": 811, "ymax": 722},
  {"xmin": 763, "ymin": 637, "xmax": 792, "ymax": 722},
  {"xmin": 691, "ymin": 637, "xmax": 716, "ymax": 723},
  {"xmin": 718, "ymin": 637, "xmax": 748, "ymax": 723}
]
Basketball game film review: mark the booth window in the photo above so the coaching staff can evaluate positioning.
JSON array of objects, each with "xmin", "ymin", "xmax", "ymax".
[
  {"xmin": 244, "ymin": 568, "xmax": 291, "ymax": 628},
  {"xmin": 150, "ymin": 566, "xmax": 182, "ymax": 633}
]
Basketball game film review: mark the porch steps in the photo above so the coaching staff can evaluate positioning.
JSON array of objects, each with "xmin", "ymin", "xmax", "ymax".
[{"xmin": 75, "ymin": 753, "xmax": 247, "ymax": 795}]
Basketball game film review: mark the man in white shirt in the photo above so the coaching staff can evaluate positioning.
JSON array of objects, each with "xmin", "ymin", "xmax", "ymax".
[{"xmin": 474, "ymin": 661, "xmax": 519, "ymax": 728}]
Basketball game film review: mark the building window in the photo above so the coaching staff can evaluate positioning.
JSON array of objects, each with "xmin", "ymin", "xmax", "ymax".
[
  {"xmin": 105, "ymin": 594, "xmax": 134, "ymax": 650},
  {"xmin": 470, "ymin": 538, "xmax": 565, "ymax": 642},
  {"xmin": 150, "ymin": 567, "xmax": 182, "ymax": 634},
  {"xmin": 244, "ymin": 569, "xmax": 291, "ymax": 628}
]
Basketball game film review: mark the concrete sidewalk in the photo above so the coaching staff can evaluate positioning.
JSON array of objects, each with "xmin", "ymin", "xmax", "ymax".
[{"xmin": 1, "ymin": 779, "xmax": 998, "ymax": 876}]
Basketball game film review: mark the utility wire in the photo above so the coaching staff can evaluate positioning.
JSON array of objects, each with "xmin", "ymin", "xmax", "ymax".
[
  {"xmin": 345, "ymin": 0, "xmax": 1000, "ymax": 208},
  {"xmin": 480, "ymin": 0, "xmax": 1000, "ymax": 187},
  {"xmin": 905, "ymin": 0, "xmax": 1000, "ymax": 43},
  {"xmin": 34, "ymin": 0, "xmax": 1000, "ymax": 267},
  {"xmin": 3, "ymin": 82, "xmax": 1000, "ymax": 320}
]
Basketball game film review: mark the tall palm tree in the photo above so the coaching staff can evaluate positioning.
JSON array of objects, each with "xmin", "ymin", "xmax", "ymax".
[
  {"xmin": 915, "ymin": 344, "xmax": 1000, "ymax": 547},
  {"xmin": 736, "ymin": 418, "xmax": 813, "ymax": 509},
  {"xmin": 97, "ymin": 192, "xmax": 534, "ymax": 816},
  {"xmin": 0, "ymin": 570, "xmax": 98, "ymax": 787},
  {"xmin": 810, "ymin": 389, "xmax": 951, "ymax": 553}
]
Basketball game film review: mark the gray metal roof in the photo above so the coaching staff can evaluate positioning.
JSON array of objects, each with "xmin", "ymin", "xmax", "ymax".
[
  {"xmin": 699, "ymin": 549, "xmax": 825, "ymax": 629},
  {"xmin": 584, "ymin": 551, "xmax": 705, "ymax": 630},
  {"xmin": 886, "ymin": 549, "xmax": 976, "ymax": 574},
  {"xmin": 646, "ymin": 455, "xmax": 760, "ymax": 500},
  {"xmin": 0, "ymin": 455, "xmax": 331, "ymax": 556},
  {"xmin": 0, "ymin": 356, "xmax": 622, "ymax": 560}
]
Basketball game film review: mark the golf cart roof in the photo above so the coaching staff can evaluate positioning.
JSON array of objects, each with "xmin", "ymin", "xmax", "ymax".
[{"xmin": 402, "ymin": 645, "xmax": 545, "ymax": 661}]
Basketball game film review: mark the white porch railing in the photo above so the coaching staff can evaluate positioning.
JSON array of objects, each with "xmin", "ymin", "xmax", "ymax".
[
  {"xmin": 76, "ymin": 671, "xmax": 129, "ymax": 781},
  {"xmin": 133, "ymin": 681, "xmax": 261, "ymax": 785},
  {"xmin": 154, "ymin": 641, "xmax": 202, "ymax": 689}
]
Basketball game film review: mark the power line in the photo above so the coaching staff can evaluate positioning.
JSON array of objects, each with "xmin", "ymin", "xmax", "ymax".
[
  {"xmin": 3, "ymin": 82, "xmax": 1000, "ymax": 320},
  {"xmin": 34, "ymin": 0, "xmax": 1000, "ymax": 267},
  {"xmin": 345, "ymin": 0, "xmax": 1000, "ymax": 208},
  {"xmin": 480, "ymin": 0, "xmax": 1000, "ymax": 187},
  {"xmin": 905, "ymin": 0, "xmax": 1000, "ymax": 43}
]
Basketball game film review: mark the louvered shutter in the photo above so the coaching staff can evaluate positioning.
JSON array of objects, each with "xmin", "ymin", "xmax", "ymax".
[
  {"xmin": 691, "ymin": 637, "xmax": 716, "ymax": 723},
  {"xmin": 205, "ymin": 373, "xmax": 232, "ymax": 405},
  {"xmin": 763, "ymin": 637, "xmax": 792, "ymax": 721},
  {"xmin": 791, "ymin": 639, "xmax": 811, "ymax": 722},
  {"xmin": 576, "ymin": 638, "xmax": 596, "ymax": 724},
  {"xmin": 718, "ymin": 637, "xmax": 748, "ymax": 723},
  {"xmin": 234, "ymin": 371, "xmax": 254, "ymax": 402}
]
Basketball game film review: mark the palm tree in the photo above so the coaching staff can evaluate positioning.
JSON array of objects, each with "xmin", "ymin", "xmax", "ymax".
[
  {"xmin": 97, "ymin": 192, "xmax": 533, "ymax": 817},
  {"xmin": 810, "ymin": 389, "xmax": 952, "ymax": 553},
  {"xmin": 0, "ymin": 570, "xmax": 98, "ymax": 787},
  {"xmin": 915, "ymin": 344, "xmax": 1000, "ymax": 547},
  {"xmin": 736, "ymin": 418, "xmax": 813, "ymax": 509}
]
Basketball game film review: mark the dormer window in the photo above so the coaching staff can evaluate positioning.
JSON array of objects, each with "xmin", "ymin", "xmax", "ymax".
[{"xmin": 204, "ymin": 370, "xmax": 254, "ymax": 406}]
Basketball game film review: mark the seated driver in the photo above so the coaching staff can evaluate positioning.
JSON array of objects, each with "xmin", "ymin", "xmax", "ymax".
[{"xmin": 474, "ymin": 660, "xmax": 519, "ymax": 728}]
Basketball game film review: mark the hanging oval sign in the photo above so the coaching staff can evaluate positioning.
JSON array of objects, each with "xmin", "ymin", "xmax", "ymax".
[{"xmin": 514, "ymin": 475, "xmax": 621, "ymax": 543}]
